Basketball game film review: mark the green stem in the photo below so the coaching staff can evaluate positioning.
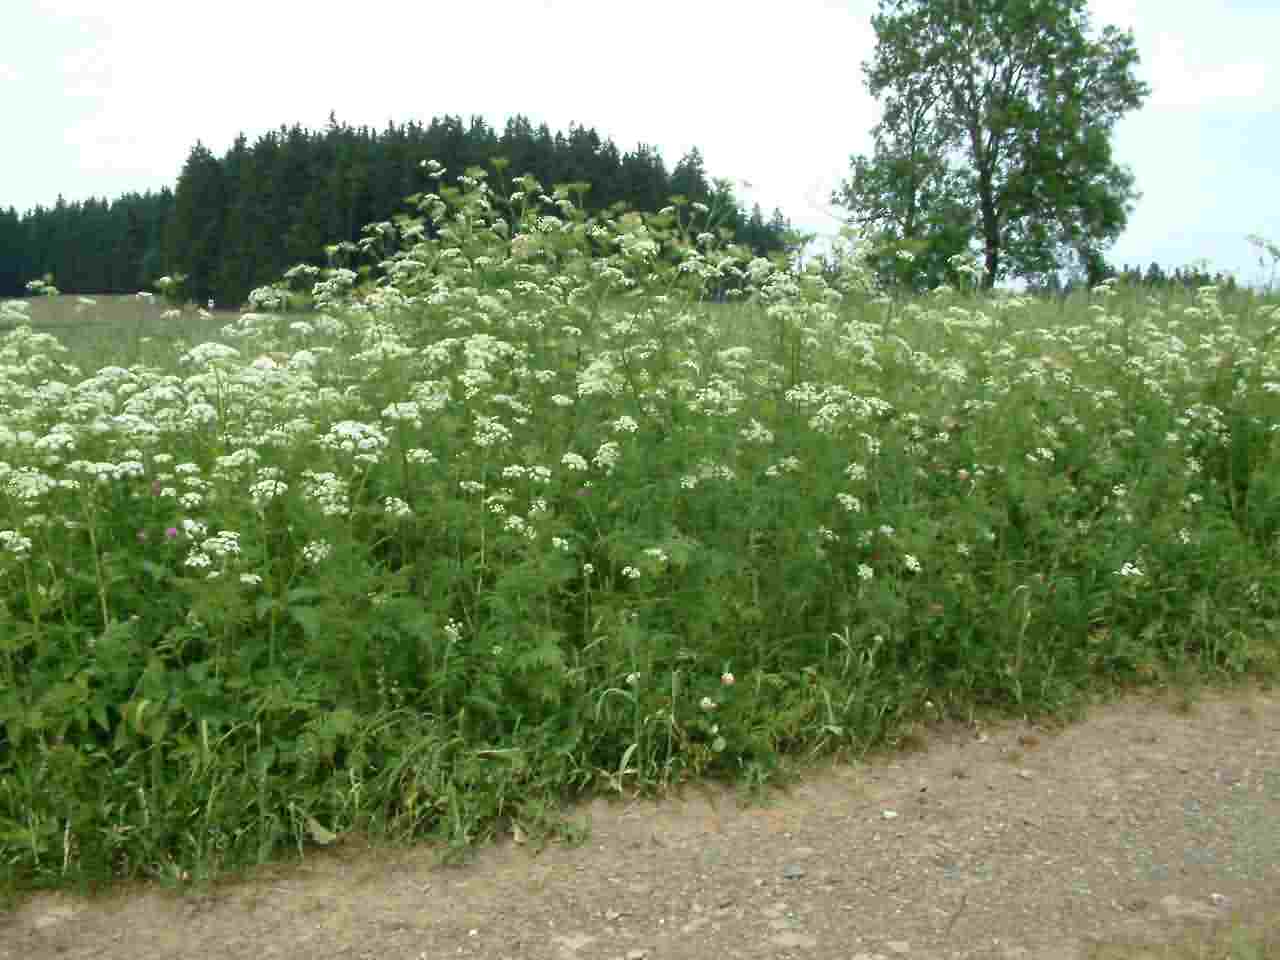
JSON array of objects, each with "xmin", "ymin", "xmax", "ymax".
[
  {"xmin": 21, "ymin": 561, "xmax": 43, "ymax": 653},
  {"xmin": 82, "ymin": 500, "xmax": 110, "ymax": 630}
]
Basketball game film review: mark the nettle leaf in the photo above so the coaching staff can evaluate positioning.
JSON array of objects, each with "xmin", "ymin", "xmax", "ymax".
[
  {"xmin": 287, "ymin": 605, "xmax": 322, "ymax": 642},
  {"xmin": 328, "ymin": 707, "xmax": 358, "ymax": 738},
  {"xmin": 286, "ymin": 587, "xmax": 324, "ymax": 606},
  {"xmin": 255, "ymin": 595, "xmax": 279, "ymax": 620},
  {"xmin": 514, "ymin": 630, "xmax": 567, "ymax": 674}
]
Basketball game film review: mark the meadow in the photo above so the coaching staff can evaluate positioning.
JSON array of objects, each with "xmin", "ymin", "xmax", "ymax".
[{"xmin": 1, "ymin": 164, "xmax": 1278, "ymax": 899}]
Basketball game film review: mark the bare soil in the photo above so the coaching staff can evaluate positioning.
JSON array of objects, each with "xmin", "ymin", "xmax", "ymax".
[{"xmin": 3, "ymin": 686, "xmax": 1278, "ymax": 960}]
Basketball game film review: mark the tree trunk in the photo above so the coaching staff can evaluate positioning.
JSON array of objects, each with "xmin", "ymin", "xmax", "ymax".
[{"xmin": 978, "ymin": 176, "xmax": 1000, "ymax": 289}]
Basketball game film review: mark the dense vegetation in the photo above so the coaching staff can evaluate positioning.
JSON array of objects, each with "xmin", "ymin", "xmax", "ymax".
[
  {"xmin": 1, "ymin": 164, "xmax": 1278, "ymax": 897},
  {"xmin": 3, "ymin": 0, "xmax": 1279, "ymax": 912},
  {"xmin": 0, "ymin": 114, "xmax": 796, "ymax": 307}
]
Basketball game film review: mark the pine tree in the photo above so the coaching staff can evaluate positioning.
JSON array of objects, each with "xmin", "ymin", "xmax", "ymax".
[{"xmin": 165, "ymin": 142, "xmax": 227, "ymax": 303}]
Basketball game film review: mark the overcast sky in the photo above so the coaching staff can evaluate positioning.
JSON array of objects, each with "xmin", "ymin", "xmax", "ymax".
[{"xmin": 2, "ymin": 0, "xmax": 1277, "ymax": 285}]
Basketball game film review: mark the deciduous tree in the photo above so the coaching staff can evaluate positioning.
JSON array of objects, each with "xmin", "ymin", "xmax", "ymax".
[{"xmin": 837, "ymin": 0, "xmax": 1149, "ymax": 288}]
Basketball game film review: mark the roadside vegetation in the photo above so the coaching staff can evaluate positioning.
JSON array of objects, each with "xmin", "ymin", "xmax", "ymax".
[{"xmin": 2, "ymin": 162, "xmax": 1278, "ymax": 901}]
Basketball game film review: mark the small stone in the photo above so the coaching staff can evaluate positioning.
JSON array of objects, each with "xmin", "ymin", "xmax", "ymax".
[
  {"xmin": 1016, "ymin": 770, "xmax": 1034, "ymax": 781},
  {"xmin": 782, "ymin": 864, "xmax": 807, "ymax": 880},
  {"xmin": 882, "ymin": 809, "xmax": 899, "ymax": 820},
  {"xmin": 626, "ymin": 951, "xmax": 648, "ymax": 960}
]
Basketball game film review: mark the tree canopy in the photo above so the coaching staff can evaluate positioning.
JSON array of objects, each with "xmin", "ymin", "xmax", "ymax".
[
  {"xmin": 835, "ymin": 0, "xmax": 1149, "ymax": 289},
  {"xmin": 1, "ymin": 114, "xmax": 795, "ymax": 305}
]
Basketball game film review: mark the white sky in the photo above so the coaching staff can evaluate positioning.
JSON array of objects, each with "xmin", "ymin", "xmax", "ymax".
[{"xmin": 2, "ymin": 0, "xmax": 1277, "ymax": 284}]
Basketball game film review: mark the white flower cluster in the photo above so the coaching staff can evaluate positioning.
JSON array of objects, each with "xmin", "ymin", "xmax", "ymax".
[
  {"xmin": 381, "ymin": 401, "xmax": 423, "ymax": 428},
  {"xmin": 680, "ymin": 460, "xmax": 735, "ymax": 490},
  {"xmin": 185, "ymin": 530, "xmax": 242, "ymax": 577},
  {"xmin": 593, "ymin": 441, "xmax": 622, "ymax": 475},
  {"xmin": 319, "ymin": 421, "xmax": 389, "ymax": 462},
  {"xmin": 384, "ymin": 496, "xmax": 412, "ymax": 518},
  {"xmin": 4, "ymin": 467, "xmax": 60, "ymax": 502},
  {"xmin": 213, "ymin": 447, "xmax": 260, "ymax": 479},
  {"xmin": 612, "ymin": 415, "xmax": 639, "ymax": 434},
  {"xmin": 473, "ymin": 415, "xmax": 512, "ymax": 449},
  {"xmin": 249, "ymin": 467, "xmax": 289, "ymax": 506},
  {"xmin": 301, "ymin": 471, "xmax": 349, "ymax": 517},
  {"xmin": 836, "ymin": 493, "xmax": 863, "ymax": 513},
  {"xmin": 577, "ymin": 356, "xmax": 622, "ymax": 398},
  {"xmin": 443, "ymin": 617, "xmax": 463, "ymax": 644},
  {"xmin": 739, "ymin": 418, "xmax": 774, "ymax": 444},
  {"xmin": 302, "ymin": 539, "xmax": 332, "ymax": 565},
  {"xmin": 501, "ymin": 464, "xmax": 552, "ymax": 483},
  {"xmin": 67, "ymin": 459, "xmax": 145, "ymax": 483},
  {"xmin": 0, "ymin": 530, "xmax": 33, "ymax": 559},
  {"xmin": 765, "ymin": 456, "xmax": 802, "ymax": 478},
  {"xmin": 180, "ymin": 342, "xmax": 241, "ymax": 368}
]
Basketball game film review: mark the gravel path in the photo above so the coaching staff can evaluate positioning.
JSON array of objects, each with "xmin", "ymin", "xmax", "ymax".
[{"xmin": 3, "ymin": 686, "xmax": 1278, "ymax": 960}]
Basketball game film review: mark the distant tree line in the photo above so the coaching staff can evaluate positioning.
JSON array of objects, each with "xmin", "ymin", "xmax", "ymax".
[
  {"xmin": 1112, "ymin": 261, "xmax": 1239, "ymax": 291},
  {"xmin": 0, "ymin": 191, "xmax": 173, "ymax": 299},
  {"xmin": 1, "ymin": 113, "xmax": 795, "ymax": 306},
  {"xmin": 1014, "ymin": 256, "xmax": 1240, "ymax": 299}
]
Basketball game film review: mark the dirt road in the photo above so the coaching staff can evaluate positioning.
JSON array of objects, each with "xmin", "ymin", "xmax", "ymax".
[{"xmin": 4, "ymin": 687, "xmax": 1278, "ymax": 960}]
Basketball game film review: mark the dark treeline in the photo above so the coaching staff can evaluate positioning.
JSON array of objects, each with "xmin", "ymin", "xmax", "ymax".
[
  {"xmin": 0, "ymin": 191, "xmax": 173, "ymax": 299},
  {"xmin": 1019, "ymin": 258, "xmax": 1242, "ymax": 299},
  {"xmin": 1114, "ymin": 261, "xmax": 1239, "ymax": 291},
  {"xmin": 2, "ymin": 113, "xmax": 794, "ymax": 307}
]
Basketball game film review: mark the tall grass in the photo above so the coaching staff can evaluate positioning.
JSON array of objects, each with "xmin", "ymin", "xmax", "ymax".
[{"xmin": 1, "ymin": 165, "xmax": 1277, "ymax": 895}]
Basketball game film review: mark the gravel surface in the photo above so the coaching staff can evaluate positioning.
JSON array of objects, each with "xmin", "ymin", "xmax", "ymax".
[{"xmin": 3, "ymin": 686, "xmax": 1278, "ymax": 960}]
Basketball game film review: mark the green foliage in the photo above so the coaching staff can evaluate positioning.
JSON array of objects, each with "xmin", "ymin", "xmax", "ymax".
[
  {"xmin": 0, "ymin": 193, "xmax": 173, "ymax": 300},
  {"xmin": 2, "ymin": 115, "xmax": 794, "ymax": 307},
  {"xmin": 837, "ymin": 0, "xmax": 1150, "ymax": 289},
  {"xmin": 0, "ymin": 170, "xmax": 1277, "ymax": 900}
]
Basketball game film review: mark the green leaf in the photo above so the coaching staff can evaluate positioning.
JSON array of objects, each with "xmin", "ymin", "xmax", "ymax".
[
  {"xmin": 305, "ymin": 815, "xmax": 337, "ymax": 846},
  {"xmin": 286, "ymin": 587, "xmax": 323, "ymax": 605},
  {"xmin": 287, "ymin": 606, "xmax": 322, "ymax": 641}
]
